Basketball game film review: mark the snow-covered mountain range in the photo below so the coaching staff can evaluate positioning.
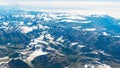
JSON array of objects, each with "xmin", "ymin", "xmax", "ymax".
[{"xmin": 0, "ymin": 10, "xmax": 120, "ymax": 68}]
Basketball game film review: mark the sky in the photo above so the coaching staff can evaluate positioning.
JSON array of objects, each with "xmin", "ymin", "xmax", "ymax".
[
  {"xmin": 0, "ymin": 0, "xmax": 120, "ymax": 18},
  {"xmin": 0, "ymin": 0, "xmax": 119, "ymax": 11},
  {"xmin": 0, "ymin": 0, "xmax": 120, "ymax": 9}
]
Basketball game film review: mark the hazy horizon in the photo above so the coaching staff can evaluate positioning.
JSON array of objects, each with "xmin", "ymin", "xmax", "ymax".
[{"xmin": 0, "ymin": 0, "xmax": 120, "ymax": 18}]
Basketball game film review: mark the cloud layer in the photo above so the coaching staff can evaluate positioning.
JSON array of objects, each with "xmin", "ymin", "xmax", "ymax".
[{"xmin": 0, "ymin": 0, "xmax": 120, "ymax": 18}]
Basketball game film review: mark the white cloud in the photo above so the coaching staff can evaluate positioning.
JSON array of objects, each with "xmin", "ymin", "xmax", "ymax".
[
  {"xmin": 1, "ymin": 1, "xmax": 120, "ymax": 8},
  {"xmin": 17, "ymin": 1, "xmax": 120, "ymax": 8},
  {"xmin": 0, "ymin": 1, "xmax": 120, "ymax": 18},
  {"xmin": 0, "ymin": 1, "xmax": 10, "ymax": 5}
]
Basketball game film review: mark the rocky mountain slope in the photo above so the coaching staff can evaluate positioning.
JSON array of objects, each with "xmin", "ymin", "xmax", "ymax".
[{"xmin": 0, "ymin": 10, "xmax": 120, "ymax": 68}]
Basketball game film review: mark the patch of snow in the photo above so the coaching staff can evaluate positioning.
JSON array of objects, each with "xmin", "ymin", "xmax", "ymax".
[
  {"xmin": 19, "ymin": 21, "xmax": 24, "ymax": 25},
  {"xmin": 78, "ymin": 45, "xmax": 85, "ymax": 48},
  {"xmin": 72, "ymin": 26, "xmax": 81, "ymax": 30},
  {"xmin": 99, "ymin": 50, "xmax": 110, "ymax": 56},
  {"xmin": 0, "ymin": 26, "xmax": 6, "ymax": 29},
  {"xmin": 27, "ymin": 22, "xmax": 32, "ymax": 25},
  {"xmin": 113, "ymin": 35, "xmax": 120, "ymax": 38},
  {"xmin": 36, "ymin": 14, "xmax": 43, "ymax": 19},
  {"xmin": 24, "ymin": 15, "xmax": 35, "ymax": 19},
  {"xmin": 71, "ymin": 42, "xmax": 79, "ymax": 46},
  {"xmin": 28, "ymin": 34, "xmax": 50, "ymax": 50},
  {"xmin": 43, "ymin": 15, "xmax": 51, "ymax": 21},
  {"xmin": 38, "ymin": 35, "xmax": 44, "ymax": 40},
  {"xmin": 84, "ymin": 64, "xmax": 112, "ymax": 68},
  {"xmin": 57, "ymin": 13, "xmax": 69, "ymax": 17},
  {"xmin": 83, "ymin": 28, "xmax": 96, "ymax": 31},
  {"xmin": 46, "ymin": 34, "xmax": 59, "ymax": 45},
  {"xmin": 3, "ymin": 22, "xmax": 8, "ymax": 26},
  {"xmin": 56, "ymin": 36, "xmax": 65, "ymax": 43},
  {"xmin": 64, "ymin": 15, "xmax": 86, "ymax": 20},
  {"xmin": 20, "ymin": 26, "xmax": 37, "ymax": 33},
  {"xmin": 49, "ymin": 14, "xmax": 57, "ymax": 19},
  {"xmin": 30, "ymin": 39, "xmax": 48, "ymax": 46},
  {"xmin": 26, "ymin": 50, "xmax": 47, "ymax": 67},
  {"xmin": 91, "ymin": 51, "xmax": 99, "ymax": 54},
  {"xmin": 103, "ymin": 32, "xmax": 109, "ymax": 36},
  {"xmin": 38, "ymin": 41, "xmax": 49, "ymax": 45},
  {"xmin": 84, "ymin": 64, "xmax": 95, "ymax": 68},
  {"xmin": 97, "ymin": 64, "xmax": 112, "ymax": 68},
  {"xmin": 46, "ymin": 34, "xmax": 54, "ymax": 41},
  {"xmin": 64, "ymin": 67, "xmax": 69, "ymax": 68},
  {"xmin": 38, "ymin": 24, "xmax": 49, "ymax": 29},
  {"xmin": 80, "ymin": 21, "xmax": 91, "ymax": 23},
  {"xmin": 61, "ymin": 19, "xmax": 79, "ymax": 22},
  {"xmin": 27, "ymin": 50, "xmax": 47, "ymax": 61},
  {"xmin": 0, "ymin": 57, "xmax": 9, "ymax": 61}
]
